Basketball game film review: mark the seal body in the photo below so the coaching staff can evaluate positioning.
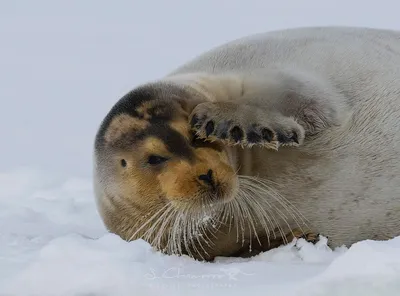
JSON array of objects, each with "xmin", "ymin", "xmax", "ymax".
[{"xmin": 94, "ymin": 27, "xmax": 400, "ymax": 260}]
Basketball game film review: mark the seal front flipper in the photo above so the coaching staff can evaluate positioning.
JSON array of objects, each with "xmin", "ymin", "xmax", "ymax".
[
  {"xmin": 187, "ymin": 70, "xmax": 350, "ymax": 149},
  {"xmin": 189, "ymin": 101, "xmax": 304, "ymax": 149}
]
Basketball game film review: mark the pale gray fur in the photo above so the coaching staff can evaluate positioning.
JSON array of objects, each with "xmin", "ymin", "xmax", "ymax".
[
  {"xmin": 95, "ymin": 26, "xmax": 400, "ymax": 253},
  {"xmin": 165, "ymin": 26, "xmax": 400, "ymax": 247}
]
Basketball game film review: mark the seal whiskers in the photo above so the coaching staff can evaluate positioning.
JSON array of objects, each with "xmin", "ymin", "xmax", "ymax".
[
  {"xmin": 127, "ymin": 174, "xmax": 311, "ymax": 260},
  {"xmin": 128, "ymin": 203, "xmax": 172, "ymax": 242},
  {"xmin": 94, "ymin": 27, "xmax": 400, "ymax": 260},
  {"xmin": 239, "ymin": 176, "xmax": 311, "ymax": 236}
]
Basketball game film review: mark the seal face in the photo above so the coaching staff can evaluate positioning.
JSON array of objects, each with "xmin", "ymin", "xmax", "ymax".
[
  {"xmin": 96, "ymin": 84, "xmax": 236, "ymax": 203},
  {"xmin": 94, "ymin": 83, "xmax": 244, "ymax": 260},
  {"xmin": 94, "ymin": 26, "xmax": 400, "ymax": 261}
]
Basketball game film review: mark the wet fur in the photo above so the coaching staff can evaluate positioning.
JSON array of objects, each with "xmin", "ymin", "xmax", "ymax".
[{"xmin": 94, "ymin": 27, "xmax": 400, "ymax": 261}]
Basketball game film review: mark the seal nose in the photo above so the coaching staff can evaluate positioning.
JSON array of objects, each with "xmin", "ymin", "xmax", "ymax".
[{"xmin": 198, "ymin": 169, "xmax": 215, "ymax": 187}]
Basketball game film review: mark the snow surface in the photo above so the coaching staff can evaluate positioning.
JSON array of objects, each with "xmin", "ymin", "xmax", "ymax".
[
  {"xmin": 1, "ymin": 168, "xmax": 399, "ymax": 296},
  {"xmin": 2, "ymin": 1, "xmax": 400, "ymax": 295}
]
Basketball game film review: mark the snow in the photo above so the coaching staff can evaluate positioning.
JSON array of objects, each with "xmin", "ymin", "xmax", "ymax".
[
  {"xmin": 0, "ymin": 168, "xmax": 399, "ymax": 296},
  {"xmin": 2, "ymin": 1, "xmax": 400, "ymax": 295}
]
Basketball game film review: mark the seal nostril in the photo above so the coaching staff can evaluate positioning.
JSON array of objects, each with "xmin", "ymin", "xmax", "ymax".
[{"xmin": 198, "ymin": 169, "xmax": 214, "ymax": 186}]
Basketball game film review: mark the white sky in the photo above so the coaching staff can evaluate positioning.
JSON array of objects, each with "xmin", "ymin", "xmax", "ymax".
[{"xmin": 1, "ymin": 0, "xmax": 400, "ymax": 178}]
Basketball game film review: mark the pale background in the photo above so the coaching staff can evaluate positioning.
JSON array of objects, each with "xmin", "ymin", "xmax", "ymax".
[
  {"xmin": 1, "ymin": 2, "xmax": 400, "ymax": 294},
  {"xmin": 2, "ymin": 0, "xmax": 400, "ymax": 178}
]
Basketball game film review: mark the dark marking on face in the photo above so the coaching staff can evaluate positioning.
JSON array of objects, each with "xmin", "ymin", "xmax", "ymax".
[
  {"xmin": 147, "ymin": 103, "xmax": 175, "ymax": 122},
  {"xmin": 137, "ymin": 123, "xmax": 194, "ymax": 160},
  {"xmin": 95, "ymin": 87, "xmax": 156, "ymax": 149},
  {"xmin": 95, "ymin": 82, "xmax": 194, "ymax": 150}
]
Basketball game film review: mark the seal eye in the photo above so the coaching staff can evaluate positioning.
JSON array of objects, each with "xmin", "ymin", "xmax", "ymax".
[
  {"xmin": 148, "ymin": 155, "xmax": 168, "ymax": 165},
  {"xmin": 120, "ymin": 159, "xmax": 127, "ymax": 167}
]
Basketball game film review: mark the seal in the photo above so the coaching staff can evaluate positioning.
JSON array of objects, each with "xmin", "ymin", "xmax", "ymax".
[{"xmin": 93, "ymin": 26, "xmax": 400, "ymax": 261}]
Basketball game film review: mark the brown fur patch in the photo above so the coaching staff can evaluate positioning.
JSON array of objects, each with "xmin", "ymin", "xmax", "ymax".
[
  {"xmin": 142, "ymin": 137, "xmax": 171, "ymax": 156},
  {"xmin": 196, "ymin": 145, "xmax": 232, "ymax": 167},
  {"xmin": 104, "ymin": 114, "xmax": 149, "ymax": 144},
  {"xmin": 157, "ymin": 160, "xmax": 199, "ymax": 201},
  {"xmin": 136, "ymin": 101, "xmax": 156, "ymax": 120},
  {"xmin": 169, "ymin": 119, "xmax": 191, "ymax": 140}
]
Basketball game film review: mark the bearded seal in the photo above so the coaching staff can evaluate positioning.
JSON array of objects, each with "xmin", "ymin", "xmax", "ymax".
[{"xmin": 93, "ymin": 26, "xmax": 400, "ymax": 261}]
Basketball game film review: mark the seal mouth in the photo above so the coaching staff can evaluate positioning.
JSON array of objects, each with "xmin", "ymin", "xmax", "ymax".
[
  {"xmin": 169, "ymin": 174, "xmax": 239, "ymax": 212},
  {"xmin": 209, "ymin": 179, "xmax": 239, "ymax": 204}
]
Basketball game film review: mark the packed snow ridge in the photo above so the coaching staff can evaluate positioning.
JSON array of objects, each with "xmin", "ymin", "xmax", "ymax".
[{"xmin": 1, "ymin": 167, "xmax": 399, "ymax": 296}]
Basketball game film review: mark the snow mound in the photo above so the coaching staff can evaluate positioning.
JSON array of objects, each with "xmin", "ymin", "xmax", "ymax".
[{"xmin": 1, "ymin": 168, "xmax": 399, "ymax": 296}]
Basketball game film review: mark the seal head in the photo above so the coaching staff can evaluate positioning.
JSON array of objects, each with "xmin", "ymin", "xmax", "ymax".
[{"xmin": 94, "ymin": 82, "xmax": 238, "ymax": 260}]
